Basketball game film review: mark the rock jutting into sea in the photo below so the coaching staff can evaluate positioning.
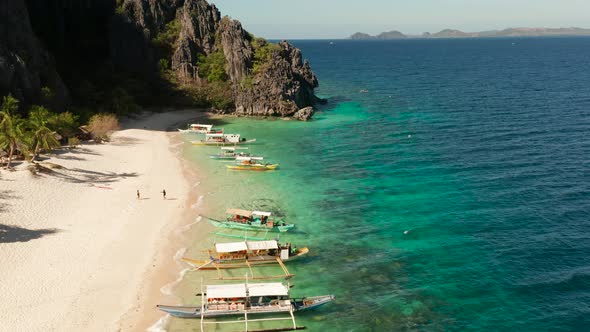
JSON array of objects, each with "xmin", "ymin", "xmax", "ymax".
[{"xmin": 0, "ymin": 0, "xmax": 322, "ymax": 120}]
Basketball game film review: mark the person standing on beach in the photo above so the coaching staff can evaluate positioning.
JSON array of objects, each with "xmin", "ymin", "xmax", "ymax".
[
  {"xmin": 137, "ymin": 190, "xmax": 140, "ymax": 200},
  {"xmin": 162, "ymin": 189, "xmax": 166, "ymax": 199}
]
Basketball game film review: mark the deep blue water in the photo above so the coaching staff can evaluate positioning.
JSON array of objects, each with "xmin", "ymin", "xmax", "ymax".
[
  {"xmin": 173, "ymin": 38, "xmax": 590, "ymax": 331},
  {"xmin": 288, "ymin": 38, "xmax": 590, "ymax": 331}
]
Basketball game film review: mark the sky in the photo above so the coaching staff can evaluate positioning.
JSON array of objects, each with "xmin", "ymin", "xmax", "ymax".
[{"xmin": 211, "ymin": 0, "xmax": 590, "ymax": 39}]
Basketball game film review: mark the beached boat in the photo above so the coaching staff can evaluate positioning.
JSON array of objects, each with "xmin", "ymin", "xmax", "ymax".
[
  {"xmin": 157, "ymin": 282, "xmax": 334, "ymax": 330},
  {"xmin": 207, "ymin": 209, "xmax": 295, "ymax": 233},
  {"xmin": 209, "ymin": 146, "xmax": 254, "ymax": 160},
  {"xmin": 226, "ymin": 156, "xmax": 279, "ymax": 171},
  {"xmin": 182, "ymin": 240, "xmax": 309, "ymax": 270},
  {"xmin": 178, "ymin": 124, "xmax": 222, "ymax": 134},
  {"xmin": 191, "ymin": 133, "xmax": 256, "ymax": 146}
]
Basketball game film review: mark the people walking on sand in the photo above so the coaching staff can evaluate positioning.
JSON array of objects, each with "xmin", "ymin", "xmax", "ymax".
[
  {"xmin": 137, "ymin": 190, "xmax": 140, "ymax": 200},
  {"xmin": 162, "ymin": 189, "xmax": 166, "ymax": 199}
]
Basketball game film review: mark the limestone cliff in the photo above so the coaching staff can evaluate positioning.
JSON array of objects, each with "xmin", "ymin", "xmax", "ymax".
[
  {"xmin": 112, "ymin": 0, "xmax": 321, "ymax": 119},
  {"xmin": 0, "ymin": 0, "xmax": 321, "ymax": 120},
  {"xmin": 234, "ymin": 40, "xmax": 319, "ymax": 118}
]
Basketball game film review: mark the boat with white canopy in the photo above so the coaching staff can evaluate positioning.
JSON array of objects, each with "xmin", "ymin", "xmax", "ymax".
[
  {"xmin": 182, "ymin": 240, "xmax": 309, "ymax": 277},
  {"xmin": 191, "ymin": 133, "xmax": 256, "ymax": 146},
  {"xmin": 156, "ymin": 281, "xmax": 334, "ymax": 331},
  {"xmin": 178, "ymin": 124, "xmax": 222, "ymax": 134},
  {"xmin": 206, "ymin": 209, "xmax": 294, "ymax": 233},
  {"xmin": 209, "ymin": 146, "xmax": 254, "ymax": 160}
]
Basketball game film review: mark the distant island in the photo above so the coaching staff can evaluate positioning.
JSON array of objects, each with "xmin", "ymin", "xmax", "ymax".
[
  {"xmin": 349, "ymin": 27, "xmax": 590, "ymax": 39},
  {"xmin": 350, "ymin": 31, "xmax": 406, "ymax": 40}
]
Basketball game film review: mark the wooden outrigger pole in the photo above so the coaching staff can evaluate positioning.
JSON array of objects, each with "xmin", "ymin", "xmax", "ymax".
[
  {"xmin": 186, "ymin": 255, "xmax": 295, "ymax": 280},
  {"xmin": 212, "ymin": 231, "xmax": 268, "ymax": 241},
  {"xmin": 200, "ymin": 318, "xmax": 305, "ymax": 331},
  {"xmin": 213, "ymin": 260, "xmax": 294, "ymax": 281},
  {"xmin": 200, "ymin": 278, "xmax": 205, "ymax": 332}
]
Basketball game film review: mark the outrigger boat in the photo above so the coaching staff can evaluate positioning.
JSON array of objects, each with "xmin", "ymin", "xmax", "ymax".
[
  {"xmin": 209, "ymin": 146, "xmax": 253, "ymax": 160},
  {"xmin": 207, "ymin": 209, "xmax": 295, "ymax": 233},
  {"xmin": 156, "ymin": 282, "xmax": 334, "ymax": 331},
  {"xmin": 182, "ymin": 240, "xmax": 309, "ymax": 271},
  {"xmin": 192, "ymin": 133, "xmax": 256, "ymax": 146},
  {"xmin": 178, "ymin": 124, "xmax": 222, "ymax": 134},
  {"xmin": 227, "ymin": 156, "xmax": 279, "ymax": 171}
]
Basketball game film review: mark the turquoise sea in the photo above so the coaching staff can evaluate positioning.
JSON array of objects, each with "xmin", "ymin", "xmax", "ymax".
[{"xmin": 170, "ymin": 38, "xmax": 590, "ymax": 331}]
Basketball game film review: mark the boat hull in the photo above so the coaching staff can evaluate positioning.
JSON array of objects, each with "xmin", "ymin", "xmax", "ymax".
[
  {"xmin": 226, "ymin": 163, "xmax": 279, "ymax": 171},
  {"xmin": 157, "ymin": 295, "xmax": 334, "ymax": 319},
  {"xmin": 208, "ymin": 219, "xmax": 294, "ymax": 233},
  {"xmin": 209, "ymin": 154, "xmax": 259, "ymax": 160},
  {"xmin": 209, "ymin": 155, "xmax": 239, "ymax": 160},
  {"xmin": 178, "ymin": 129, "xmax": 200, "ymax": 134},
  {"xmin": 191, "ymin": 139, "xmax": 256, "ymax": 146}
]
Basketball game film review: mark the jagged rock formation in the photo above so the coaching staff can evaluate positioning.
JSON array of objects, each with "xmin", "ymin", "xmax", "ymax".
[
  {"xmin": 234, "ymin": 41, "xmax": 319, "ymax": 117},
  {"xmin": 111, "ymin": 0, "xmax": 320, "ymax": 119},
  {"xmin": 170, "ymin": 0, "xmax": 220, "ymax": 83},
  {"xmin": 218, "ymin": 18, "xmax": 252, "ymax": 84},
  {"xmin": 0, "ymin": 0, "xmax": 321, "ymax": 120},
  {"xmin": 293, "ymin": 106, "xmax": 314, "ymax": 121}
]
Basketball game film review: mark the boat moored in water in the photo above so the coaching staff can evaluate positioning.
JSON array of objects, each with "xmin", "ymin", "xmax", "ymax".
[
  {"xmin": 156, "ymin": 282, "xmax": 334, "ymax": 320},
  {"xmin": 191, "ymin": 133, "xmax": 256, "ymax": 146},
  {"xmin": 182, "ymin": 240, "xmax": 309, "ymax": 270},
  {"xmin": 209, "ymin": 146, "xmax": 254, "ymax": 160},
  {"xmin": 207, "ymin": 209, "xmax": 295, "ymax": 232},
  {"xmin": 178, "ymin": 124, "xmax": 222, "ymax": 134},
  {"xmin": 226, "ymin": 156, "xmax": 279, "ymax": 171}
]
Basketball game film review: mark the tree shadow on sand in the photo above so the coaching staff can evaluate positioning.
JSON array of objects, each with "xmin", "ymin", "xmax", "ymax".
[
  {"xmin": 46, "ymin": 167, "xmax": 139, "ymax": 184},
  {"xmin": 110, "ymin": 136, "xmax": 144, "ymax": 146},
  {"xmin": 51, "ymin": 147, "xmax": 101, "ymax": 157},
  {"xmin": 0, "ymin": 224, "xmax": 60, "ymax": 243},
  {"xmin": 47, "ymin": 146, "xmax": 103, "ymax": 162}
]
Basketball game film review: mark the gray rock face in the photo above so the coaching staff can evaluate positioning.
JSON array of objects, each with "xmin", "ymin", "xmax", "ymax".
[
  {"xmin": 1, "ymin": 0, "xmax": 321, "ymax": 119},
  {"xmin": 234, "ymin": 40, "xmax": 319, "ymax": 118},
  {"xmin": 171, "ymin": 0, "xmax": 220, "ymax": 83},
  {"xmin": 0, "ymin": 0, "xmax": 67, "ymax": 111},
  {"xmin": 112, "ymin": 0, "xmax": 320, "ymax": 118},
  {"xmin": 112, "ymin": 0, "xmax": 181, "ymax": 74},
  {"xmin": 293, "ymin": 106, "xmax": 314, "ymax": 121},
  {"xmin": 218, "ymin": 17, "xmax": 252, "ymax": 84}
]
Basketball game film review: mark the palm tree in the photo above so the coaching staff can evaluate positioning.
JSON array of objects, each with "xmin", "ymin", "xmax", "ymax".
[
  {"xmin": 25, "ymin": 106, "xmax": 60, "ymax": 161},
  {"xmin": 0, "ymin": 95, "xmax": 25, "ymax": 169}
]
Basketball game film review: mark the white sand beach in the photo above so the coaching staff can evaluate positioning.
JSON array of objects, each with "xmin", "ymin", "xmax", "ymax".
[{"xmin": 0, "ymin": 110, "xmax": 200, "ymax": 332}]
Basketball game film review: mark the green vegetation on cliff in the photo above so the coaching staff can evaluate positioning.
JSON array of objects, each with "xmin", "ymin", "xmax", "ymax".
[
  {"xmin": 252, "ymin": 38, "xmax": 281, "ymax": 74},
  {"xmin": 153, "ymin": 19, "xmax": 181, "ymax": 55},
  {"xmin": 197, "ymin": 50, "xmax": 228, "ymax": 82}
]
